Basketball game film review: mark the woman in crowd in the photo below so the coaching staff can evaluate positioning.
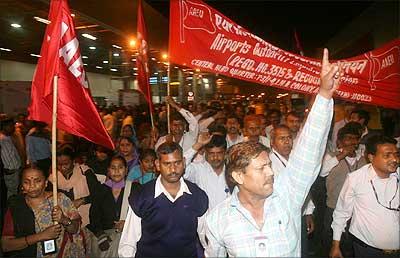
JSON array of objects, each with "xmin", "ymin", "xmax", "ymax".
[
  {"xmin": 118, "ymin": 136, "xmax": 139, "ymax": 172},
  {"xmin": 126, "ymin": 148, "xmax": 156, "ymax": 184},
  {"xmin": 1, "ymin": 166, "xmax": 85, "ymax": 257},
  {"xmin": 87, "ymin": 155, "xmax": 141, "ymax": 257},
  {"xmin": 49, "ymin": 146, "xmax": 99, "ymax": 227}
]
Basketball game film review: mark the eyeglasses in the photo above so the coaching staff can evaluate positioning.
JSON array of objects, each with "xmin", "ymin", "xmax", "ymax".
[{"xmin": 370, "ymin": 178, "xmax": 400, "ymax": 212}]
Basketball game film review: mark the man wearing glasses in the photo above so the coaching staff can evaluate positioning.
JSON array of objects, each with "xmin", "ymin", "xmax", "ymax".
[{"xmin": 330, "ymin": 135, "xmax": 399, "ymax": 258}]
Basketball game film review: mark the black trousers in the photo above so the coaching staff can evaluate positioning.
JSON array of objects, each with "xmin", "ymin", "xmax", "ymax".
[{"xmin": 353, "ymin": 237, "xmax": 400, "ymax": 258}]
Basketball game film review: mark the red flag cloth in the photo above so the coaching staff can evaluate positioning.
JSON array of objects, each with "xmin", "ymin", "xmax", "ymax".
[
  {"xmin": 28, "ymin": 0, "xmax": 114, "ymax": 149},
  {"xmin": 169, "ymin": 0, "xmax": 400, "ymax": 109},
  {"xmin": 137, "ymin": 0, "xmax": 154, "ymax": 112}
]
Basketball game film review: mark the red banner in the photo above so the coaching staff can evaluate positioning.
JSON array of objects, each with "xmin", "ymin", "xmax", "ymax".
[{"xmin": 169, "ymin": 0, "xmax": 400, "ymax": 109}]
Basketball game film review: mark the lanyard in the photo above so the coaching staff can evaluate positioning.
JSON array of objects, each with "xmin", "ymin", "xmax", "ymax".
[{"xmin": 273, "ymin": 151, "xmax": 287, "ymax": 168}]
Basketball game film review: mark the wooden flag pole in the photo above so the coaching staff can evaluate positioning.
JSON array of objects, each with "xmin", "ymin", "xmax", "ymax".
[
  {"xmin": 167, "ymin": 62, "xmax": 171, "ymax": 134},
  {"xmin": 52, "ymin": 75, "xmax": 58, "ymax": 208}
]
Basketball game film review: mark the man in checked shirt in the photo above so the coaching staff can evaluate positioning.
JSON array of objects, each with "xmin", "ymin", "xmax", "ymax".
[{"xmin": 204, "ymin": 49, "xmax": 340, "ymax": 257}]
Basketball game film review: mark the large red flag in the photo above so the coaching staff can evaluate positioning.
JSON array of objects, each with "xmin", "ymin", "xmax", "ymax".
[
  {"xmin": 137, "ymin": 0, "xmax": 154, "ymax": 112},
  {"xmin": 28, "ymin": 0, "xmax": 114, "ymax": 149}
]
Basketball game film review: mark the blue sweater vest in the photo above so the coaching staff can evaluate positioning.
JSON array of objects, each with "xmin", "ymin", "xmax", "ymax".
[{"xmin": 129, "ymin": 179, "xmax": 208, "ymax": 257}]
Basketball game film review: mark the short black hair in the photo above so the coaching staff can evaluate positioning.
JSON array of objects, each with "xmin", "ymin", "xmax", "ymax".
[
  {"xmin": 57, "ymin": 145, "xmax": 75, "ymax": 159},
  {"xmin": 139, "ymin": 148, "xmax": 156, "ymax": 161},
  {"xmin": 351, "ymin": 109, "xmax": 370, "ymax": 126},
  {"xmin": 208, "ymin": 123, "xmax": 227, "ymax": 136},
  {"xmin": 337, "ymin": 122, "xmax": 362, "ymax": 141},
  {"xmin": 170, "ymin": 112, "xmax": 186, "ymax": 123},
  {"xmin": 156, "ymin": 142, "xmax": 183, "ymax": 159},
  {"xmin": 205, "ymin": 135, "xmax": 227, "ymax": 150},
  {"xmin": 365, "ymin": 134, "xmax": 397, "ymax": 156},
  {"xmin": 109, "ymin": 155, "xmax": 127, "ymax": 168}
]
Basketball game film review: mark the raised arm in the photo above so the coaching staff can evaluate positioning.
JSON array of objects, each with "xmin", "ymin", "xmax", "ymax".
[{"xmin": 278, "ymin": 49, "xmax": 341, "ymax": 208}]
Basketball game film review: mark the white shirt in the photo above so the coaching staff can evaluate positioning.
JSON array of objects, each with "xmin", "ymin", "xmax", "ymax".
[
  {"xmin": 269, "ymin": 149, "xmax": 315, "ymax": 215},
  {"xmin": 184, "ymin": 148, "xmax": 230, "ymax": 210},
  {"xmin": 332, "ymin": 164, "xmax": 400, "ymax": 249},
  {"xmin": 226, "ymin": 134, "xmax": 244, "ymax": 148},
  {"xmin": 118, "ymin": 177, "xmax": 207, "ymax": 257},
  {"xmin": 155, "ymin": 108, "xmax": 199, "ymax": 152}
]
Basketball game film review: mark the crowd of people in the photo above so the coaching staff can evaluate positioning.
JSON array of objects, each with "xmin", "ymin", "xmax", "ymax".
[{"xmin": 0, "ymin": 51, "xmax": 399, "ymax": 257}]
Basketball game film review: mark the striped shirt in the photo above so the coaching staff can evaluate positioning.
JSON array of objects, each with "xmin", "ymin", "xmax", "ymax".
[
  {"xmin": 204, "ymin": 94, "xmax": 333, "ymax": 257},
  {"xmin": 0, "ymin": 133, "xmax": 21, "ymax": 170}
]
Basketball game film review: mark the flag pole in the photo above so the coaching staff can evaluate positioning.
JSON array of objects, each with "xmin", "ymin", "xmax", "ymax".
[
  {"xmin": 167, "ymin": 62, "xmax": 171, "ymax": 134},
  {"xmin": 52, "ymin": 75, "xmax": 58, "ymax": 207}
]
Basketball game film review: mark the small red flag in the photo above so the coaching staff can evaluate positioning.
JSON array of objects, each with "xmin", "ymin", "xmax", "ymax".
[
  {"xmin": 137, "ymin": 0, "xmax": 154, "ymax": 112},
  {"xmin": 28, "ymin": 0, "xmax": 114, "ymax": 149}
]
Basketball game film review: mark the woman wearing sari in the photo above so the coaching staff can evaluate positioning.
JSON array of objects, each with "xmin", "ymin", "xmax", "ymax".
[{"xmin": 1, "ymin": 166, "xmax": 86, "ymax": 257}]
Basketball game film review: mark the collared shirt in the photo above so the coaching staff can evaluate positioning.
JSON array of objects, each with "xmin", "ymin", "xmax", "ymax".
[
  {"xmin": 332, "ymin": 164, "xmax": 400, "ymax": 250},
  {"xmin": 155, "ymin": 108, "xmax": 199, "ymax": 152},
  {"xmin": 226, "ymin": 134, "xmax": 244, "ymax": 148},
  {"xmin": 118, "ymin": 177, "xmax": 206, "ymax": 257},
  {"xmin": 184, "ymin": 148, "xmax": 230, "ymax": 210},
  {"xmin": 205, "ymin": 94, "xmax": 333, "ymax": 257},
  {"xmin": 269, "ymin": 149, "xmax": 315, "ymax": 216},
  {"xmin": 0, "ymin": 133, "xmax": 21, "ymax": 170},
  {"xmin": 25, "ymin": 135, "xmax": 51, "ymax": 163},
  {"xmin": 331, "ymin": 118, "xmax": 348, "ymax": 151}
]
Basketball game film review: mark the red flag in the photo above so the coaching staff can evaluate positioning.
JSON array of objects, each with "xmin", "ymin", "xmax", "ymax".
[
  {"xmin": 137, "ymin": 0, "xmax": 153, "ymax": 112},
  {"xmin": 28, "ymin": 0, "xmax": 114, "ymax": 149}
]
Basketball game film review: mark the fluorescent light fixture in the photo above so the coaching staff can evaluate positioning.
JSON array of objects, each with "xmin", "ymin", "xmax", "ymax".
[
  {"xmin": 83, "ymin": 63, "xmax": 88, "ymax": 66},
  {"xmin": 33, "ymin": 16, "xmax": 50, "ymax": 24},
  {"xmin": 82, "ymin": 55, "xmax": 88, "ymax": 59},
  {"xmin": 30, "ymin": 53, "xmax": 41, "ymax": 58},
  {"xmin": 154, "ymin": 72, "xmax": 158, "ymax": 75},
  {"xmin": 174, "ymin": 66, "xmax": 179, "ymax": 69},
  {"xmin": 113, "ymin": 53, "xmax": 119, "ymax": 57},
  {"xmin": 133, "ymin": 73, "xmax": 138, "ymax": 76},
  {"xmin": 71, "ymin": 13, "xmax": 76, "ymax": 17},
  {"xmin": 133, "ymin": 67, "xmax": 138, "ymax": 70},
  {"xmin": 151, "ymin": 57, "xmax": 156, "ymax": 61},
  {"xmin": 122, "ymin": 62, "xmax": 129, "ymax": 65},
  {"xmin": 112, "ymin": 44, "xmax": 122, "ymax": 49},
  {"xmin": 11, "ymin": 23, "xmax": 21, "ymax": 28},
  {"xmin": 131, "ymin": 58, "xmax": 136, "ymax": 61},
  {"xmin": 95, "ymin": 66, "xmax": 103, "ymax": 69},
  {"xmin": 202, "ymin": 78, "xmax": 209, "ymax": 83},
  {"xmin": 89, "ymin": 46, "xmax": 96, "ymax": 50},
  {"xmin": 82, "ymin": 33, "xmax": 97, "ymax": 40},
  {"xmin": 110, "ymin": 68, "xmax": 118, "ymax": 72},
  {"xmin": 0, "ymin": 47, "xmax": 12, "ymax": 52},
  {"xmin": 103, "ymin": 60, "xmax": 109, "ymax": 64}
]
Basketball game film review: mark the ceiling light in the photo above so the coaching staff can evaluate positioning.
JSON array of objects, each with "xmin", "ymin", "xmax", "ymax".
[
  {"xmin": 195, "ymin": 69, "xmax": 200, "ymax": 72},
  {"xmin": 154, "ymin": 72, "xmax": 158, "ymax": 75},
  {"xmin": 174, "ymin": 66, "xmax": 179, "ymax": 69},
  {"xmin": 113, "ymin": 53, "xmax": 119, "ymax": 57},
  {"xmin": 71, "ymin": 13, "xmax": 76, "ymax": 17},
  {"xmin": 0, "ymin": 47, "xmax": 12, "ymax": 52},
  {"xmin": 96, "ymin": 66, "xmax": 103, "ymax": 69},
  {"xmin": 131, "ymin": 58, "xmax": 136, "ymax": 61},
  {"xmin": 11, "ymin": 23, "xmax": 21, "ymax": 28},
  {"xmin": 129, "ymin": 39, "xmax": 136, "ymax": 47},
  {"xmin": 82, "ymin": 55, "xmax": 88, "ymax": 59},
  {"xmin": 162, "ymin": 53, "xmax": 168, "ymax": 60},
  {"xmin": 33, "ymin": 16, "xmax": 50, "ymax": 25},
  {"xmin": 83, "ymin": 63, "xmax": 88, "ymax": 66},
  {"xmin": 89, "ymin": 46, "xmax": 96, "ymax": 50},
  {"xmin": 110, "ymin": 68, "xmax": 118, "ymax": 72},
  {"xmin": 112, "ymin": 44, "xmax": 122, "ymax": 49},
  {"xmin": 82, "ymin": 33, "xmax": 97, "ymax": 40},
  {"xmin": 122, "ymin": 62, "xmax": 129, "ymax": 65},
  {"xmin": 133, "ymin": 73, "xmax": 138, "ymax": 76},
  {"xmin": 103, "ymin": 60, "xmax": 109, "ymax": 64},
  {"xmin": 151, "ymin": 57, "xmax": 156, "ymax": 61},
  {"xmin": 133, "ymin": 67, "xmax": 138, "ymax": 70},
  {"xmin": 30, "ymin": 54, "xmax": 41, "ymax": 58}
]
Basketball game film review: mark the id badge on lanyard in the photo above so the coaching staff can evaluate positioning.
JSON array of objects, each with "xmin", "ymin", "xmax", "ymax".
[{"xmin": 254, "ymin": 236, "xmax": 268, "ymax": 257}]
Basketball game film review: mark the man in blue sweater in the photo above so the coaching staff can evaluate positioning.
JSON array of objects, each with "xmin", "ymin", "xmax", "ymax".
[{"xmin": 118, "ymin": 141, "xmax": 209, "ymax": 257}]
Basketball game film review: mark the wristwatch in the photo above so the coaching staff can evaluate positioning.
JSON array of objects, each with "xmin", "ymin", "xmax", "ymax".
[{"xmin": 62, "ymin": 218, "xmax": 72, "ymax": 227}]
